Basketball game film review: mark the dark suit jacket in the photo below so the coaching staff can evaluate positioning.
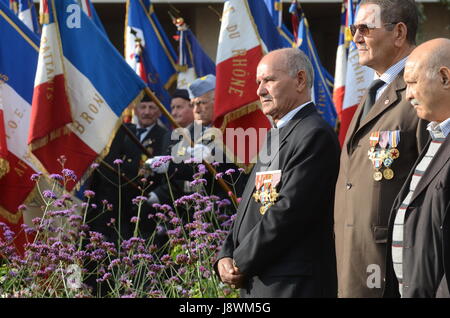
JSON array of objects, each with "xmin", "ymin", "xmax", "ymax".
[
  {"xmin": 216, "ymin": 104, "xmax": 340, "ymax": 298},
  {"xmin": 334, "ymin": 72, "xmax": 429, "ymax": 297},
  {"xmin": 88, "ymin": 123, "xmax": 168, "ymax": 241},
  {"xmin": 384, "ymin": 135, "xmax": 450, "ymax": 298}
]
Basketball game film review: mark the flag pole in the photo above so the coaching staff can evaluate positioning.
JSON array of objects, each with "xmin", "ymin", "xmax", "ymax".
[{"xmin": 143, "ymin": 87, "xmax": 238, "ymax": 206}]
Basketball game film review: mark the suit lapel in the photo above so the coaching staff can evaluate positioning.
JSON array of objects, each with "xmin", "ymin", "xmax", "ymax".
[
  {"xmin": 262, "ymin": 103, "xmax": 316, "ymax": 171},
  {"xmin": 410, "ymin": 137, "xmax": 450, "ymax": 204},
  {"xmin": 359, "ymin": 75, "xmax": 405, "ymax": 128},
  {"xmin": 346, "ymin": 73, "xmax": 406, "ymax": 155}
]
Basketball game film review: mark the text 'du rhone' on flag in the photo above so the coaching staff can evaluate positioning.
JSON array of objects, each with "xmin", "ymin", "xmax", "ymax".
[
  {"xmin": 0, "ymin": 1, "xmax": 40, "ymax": 247},
  {"xmin": 214, "ymin": 0, "xmax": 286, "ymax": 170},
  {"xmin": 28, "ymin": 0, "xmax": 146, "ymax": 191}
]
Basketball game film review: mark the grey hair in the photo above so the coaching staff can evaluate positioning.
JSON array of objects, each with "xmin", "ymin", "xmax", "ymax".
[
  {"xmin": 273, "ymin": 48, "xmax": 314, "ymax": 89},
  {"xmin": 359, "ymin": 0, "xmax": 419, "ymax": 45},
  {"xmin": 425, "ymin": 40, "xmax": 450, "ymax": 79}
]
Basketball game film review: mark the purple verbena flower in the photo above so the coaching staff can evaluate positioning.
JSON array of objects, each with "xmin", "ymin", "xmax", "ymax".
[
  {"xmin": 50, "ymin": 173, "xmax": 63, "ymax": 181},
  {"xmin": 130, "ymin": 216, "xmax": 139, "ymax": 223},
  {"xmin": 62, "ymin": 168, "xmax": 77, "ymax": 181},
  {"xmin": 190, "ymin": 178, "xmax": 207, "ymax": 187},
  {"xmin": 113, "ymin": 159, "xmax": 123, "ymax": 165},
  {"xmin": 42, "ymin": 190, "xmax": 57, "ymax": 199},
  {"xmin": 225, "ymin": 168, "xmax": 235, "ymax": 176},
  {"xmin": 83, "ymin": 190, "xmax": 95, "ymax": 198},
  {"xmin": 30, "ymin": 172, "xmax": 42, "ymax": 181}
]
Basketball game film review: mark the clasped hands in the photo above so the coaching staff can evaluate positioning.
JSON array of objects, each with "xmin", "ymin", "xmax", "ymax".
[{"xmin": 217, "ymin": 257, "xmax": 245, "ymax": 289}]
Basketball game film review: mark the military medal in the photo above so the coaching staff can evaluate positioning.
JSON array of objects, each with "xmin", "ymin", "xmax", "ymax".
[
  {"xmin": 383, "ymin": 157, "xmax": 394, "ymax": 167},
  {"xmin": 389, "ymin": 148, "xmax": 400, "ymax": 159},
  {"xmin": 373, "ymin": 171, "xmax": 383, "ymax": 181},
  {"xmin": 253, "ymin": 170, "xmax": 281, "ymax": 215},
  {"xmin": 383, "ymin": 168, "xmax": 394, "ymax": 180},
  {"xmin": 388, "ymin": 131, "xmax": 400, "ymax": 159},
  {"xmin": 373, "ymin": 157, "xmax": 383, "ymax": 181},
  {"xmin": 369, "ymin": 132, "xmax": 383, "ymax": 181}
]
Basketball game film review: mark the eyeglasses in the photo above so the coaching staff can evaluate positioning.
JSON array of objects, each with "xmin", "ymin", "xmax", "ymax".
[{"xmin": 349, "ymin": 22, "xmax": 399, "ymax": 37}]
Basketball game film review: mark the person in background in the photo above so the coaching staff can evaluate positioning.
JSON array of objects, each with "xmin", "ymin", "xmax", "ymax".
[
  {"xmin": 170, "ymin": 88, "xmax": 194, "ymax": 128},
  {"xmin": 88, "ymin": 95, "xmax": 168, "ymax": 242}
]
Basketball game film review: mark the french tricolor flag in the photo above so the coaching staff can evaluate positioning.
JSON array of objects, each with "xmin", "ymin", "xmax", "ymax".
[
  {"xmin": 29, "ymin": 0, "xmax": 146, "ymax": 191},
  {"xmin": 333, "ymin": 0, "xmax": 374, "ymax": 145},
  {"xmin": 214, "ymin": 0, "xmax": 285, "ymax": 169},
  {"xmin": 0, "ymin": 0, "xmax": 39, "ymax": 249}
]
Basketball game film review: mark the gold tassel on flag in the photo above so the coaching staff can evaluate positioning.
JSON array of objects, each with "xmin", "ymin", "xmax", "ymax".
[
  {"xmin": 0, "ymin": 158, "xmax": 9, "ymax": 178},
  {"xmin": 39, "ymin": 0, "xmax": 49, "ymax": 25}
]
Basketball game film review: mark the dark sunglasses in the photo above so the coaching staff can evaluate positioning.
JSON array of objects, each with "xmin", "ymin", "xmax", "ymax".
[{"xmin": 349, "ymin": 22, "xmax": 399, "ymax": 37}]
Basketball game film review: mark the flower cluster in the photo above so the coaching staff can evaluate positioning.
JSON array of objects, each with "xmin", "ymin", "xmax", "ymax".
[{"xmin": 0, "ymin": 160, "xmax": 246, "ymax": 298}]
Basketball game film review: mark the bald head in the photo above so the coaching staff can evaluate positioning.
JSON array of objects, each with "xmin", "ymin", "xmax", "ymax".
[
  {"xmin": 256, "ymin": 48, "xmax": 314, "ymax": 123},
  {"xmin": 409, "ymin": 38, "xmax": 450, "ymax": 79},
  {"xmin": 404, "ymin": 38, "xmax": 450, "ymax": 122}
]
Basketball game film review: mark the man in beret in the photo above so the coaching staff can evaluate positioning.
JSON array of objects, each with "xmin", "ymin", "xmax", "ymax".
[{"xmin": 189, "ymin": 74, "xmax": 216, "ymax": 127}]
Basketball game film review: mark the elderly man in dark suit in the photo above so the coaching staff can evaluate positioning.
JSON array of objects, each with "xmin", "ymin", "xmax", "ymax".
[
  {"xmin": 215, "ymin": 48, "xmax": 340, "ymax": 298},
  {"xmin": 384, "ymin": 38, "xmax": 450, "ymax": 298},
  {"xmin": 334, "ymin": 0, "xmax": 429, "ymax": 297}
]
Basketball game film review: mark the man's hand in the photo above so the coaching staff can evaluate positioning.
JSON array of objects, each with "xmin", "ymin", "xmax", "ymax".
[{"xmin": 217, "ymin": 257, "xmax": 245, "ymax": 289}]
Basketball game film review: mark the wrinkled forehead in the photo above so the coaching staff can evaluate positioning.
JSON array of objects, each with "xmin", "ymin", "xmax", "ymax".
[
  {"xmin": 356, "ymin": 4, "xmax": 382, "ymax": 27},
  {"xmin": 193, "ymin": 91, "xmax": 214, "ymax": 102},
  {"xmin": 257, "ymin": 60, "xmax": 286, "ymax": 79},
  {"xmin": 404, "ymin": 58, "xmax": 422, "ymax": 79}
]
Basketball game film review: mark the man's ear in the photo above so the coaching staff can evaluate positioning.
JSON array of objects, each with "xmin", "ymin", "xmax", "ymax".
[
  {"xmin": 439, "ymin": 66, "xmax": 450, "ymax": 89},
  {"xmin": 297, "ymin": 70, "xmax": 307, "ymax": 90},
  {"xmin": 393, "ymin": 22, "xmax": 408, "ymax": 48}
]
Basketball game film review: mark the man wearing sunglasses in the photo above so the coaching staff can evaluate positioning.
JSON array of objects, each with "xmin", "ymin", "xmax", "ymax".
[{"xmin": 334, "ymin": 0, "xmax": 429, "ymax": 298}]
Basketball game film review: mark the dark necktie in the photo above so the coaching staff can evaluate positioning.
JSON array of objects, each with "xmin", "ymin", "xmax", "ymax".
[
  {"xmin": 136, "ymin": 128, "xmax": 147, "ymax": 142},
  {"xmin": 361, "ymin": 79, "xmax": 385, "ymax": 121}
]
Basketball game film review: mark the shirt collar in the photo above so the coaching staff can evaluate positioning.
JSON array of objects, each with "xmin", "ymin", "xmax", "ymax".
[
  {"xmin": 427, "ymin": 117, "xmax": 450, "ymax": 140},
  {"xmin": 375, "ymin": 56, "xmax": 408, "ymax": 86},
  {"xmin": 137, "ymin": 123, "xmax": 155, "ymax": 132},
  {"xmin": 275, "ymin": 101, "xmax": 312, "ymax": 129}
]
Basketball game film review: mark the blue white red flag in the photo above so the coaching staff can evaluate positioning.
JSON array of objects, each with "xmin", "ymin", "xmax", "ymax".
[
  {"xmin": 334, "ymin": 0, "xmax": 374, "ymax": 145},
  {"xmin": 125, "ymin": 0, "xmax": 177, "ymax": 110},
  {"xmin": 0, "ymin": 0, "xmax": 40, "ymax": 249},
  {"xmin": 295, "ymin": 9, "xmax": 337, "ymax": 128},
  {"xmin": 174, "ymin": 18, "xmax": 215, "ymax": 90},
  {"xmin": 29, "ymin": 0, "xmax": 146, "ymax": 192},
  {"xmin": 214, "ymin": 0, "xmax": 286, "ymax": 169},
  {"xmin": 9, "ymin": 0, "xmax": 40, "ymax": 35}
]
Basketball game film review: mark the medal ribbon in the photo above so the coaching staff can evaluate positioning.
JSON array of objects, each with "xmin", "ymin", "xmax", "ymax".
[
  {"xmin": 379, "ymin": 131, "xmax": 389, "ymax": 149},
  {"xmin": 390, "ymin": 130, "xmax": 400, "ymax": 148},
  {"xmin": 369, "ymin": 131, "xmax": 380, "ymax": 147}
]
